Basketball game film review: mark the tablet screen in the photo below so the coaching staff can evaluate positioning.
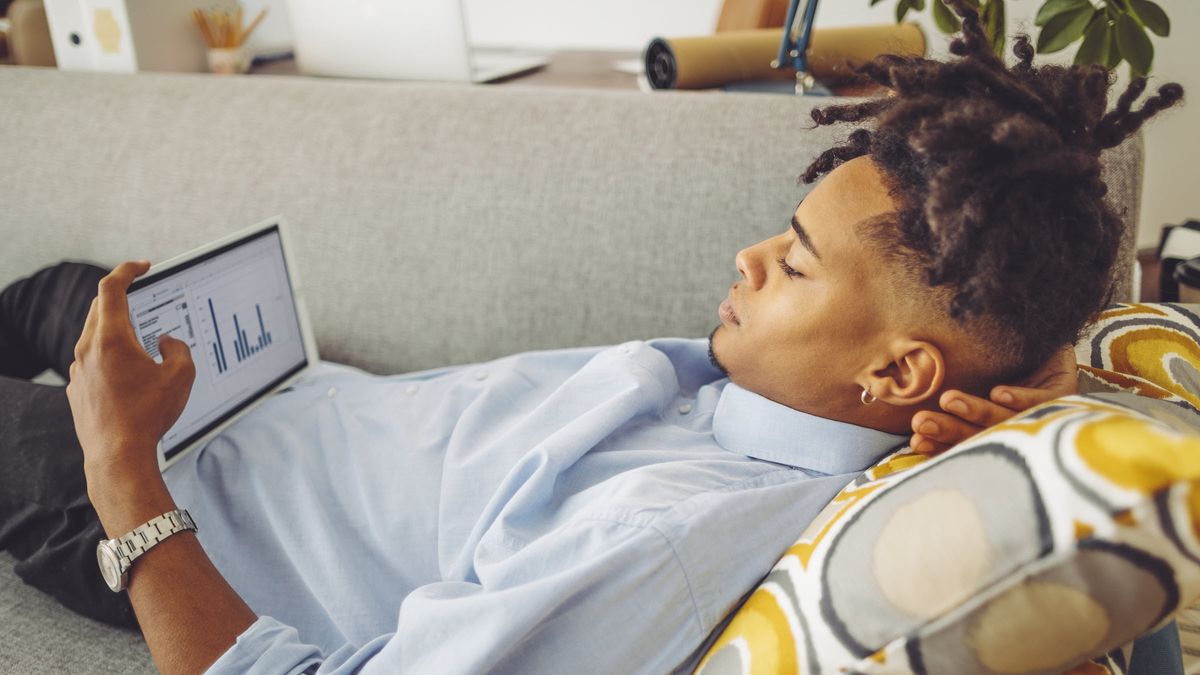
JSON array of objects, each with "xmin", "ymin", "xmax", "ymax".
[{"xmin": 126, "ymin": 225, "xmax": 308, "ymax": 461}]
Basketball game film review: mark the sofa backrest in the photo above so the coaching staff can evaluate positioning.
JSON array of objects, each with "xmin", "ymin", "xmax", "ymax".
[{"xmin": 0, "ymin": 67, "xmax": 1144, "ymax": 374}]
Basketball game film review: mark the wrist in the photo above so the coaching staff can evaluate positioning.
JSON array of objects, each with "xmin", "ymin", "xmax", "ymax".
[
  {"xmin": 83, "ymin": 435, "xmax": 160, "ymax": 482},
  {"xmin": 85, "ymin": 457, "xmax": 176, "ymax": 539}
]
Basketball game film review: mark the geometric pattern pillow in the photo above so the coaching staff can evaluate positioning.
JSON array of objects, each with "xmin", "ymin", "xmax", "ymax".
[
  {"xmin": 1077, "ymin": 302, "xmax": 1200, "ymax": 413},
  {"xmin": 695, "ymin": 303, "xmax": 1200, "ymax": 675}
]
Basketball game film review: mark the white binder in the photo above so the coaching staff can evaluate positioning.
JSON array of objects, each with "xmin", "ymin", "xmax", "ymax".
[{"xmin": 43, "ymin": 0, "xmax": 228, "ymax": 73}]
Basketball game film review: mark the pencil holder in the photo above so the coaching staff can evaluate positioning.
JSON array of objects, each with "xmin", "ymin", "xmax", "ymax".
[{"xmin": 207, "ymin": 47, "xmax": 250, "ymax": 74}]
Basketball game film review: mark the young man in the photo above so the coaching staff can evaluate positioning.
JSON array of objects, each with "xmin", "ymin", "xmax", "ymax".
[{"xmin": 1, "ymin": 1, "xmax": 1182, "ymax": 672}]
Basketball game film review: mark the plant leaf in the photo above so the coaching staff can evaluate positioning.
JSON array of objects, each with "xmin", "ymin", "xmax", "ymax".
[
  {"xmin": 1074, "ymin": 12, "xmax": 1111, "ymax": 67},
  {"xmin": 1116, "ymin": 11, "xmax": 1154, "ymax": 75},
  {"xmin": 870, "ymin": 0, "xmax": 887, "ymax": 6},
  {"xmin": 932, "ymin": 0, "xmax": 961, "ymax": 34},
  {"xmin": 1034, "ymin": 0, "xmax": 1090, "ymax": 27},
  {"xmin": 1104, "ymin": 25, "xmax": 1122, "ymax": 69},
  {"xmin": 911, "ymin": 0, "xmax": 926, "ymax": 10},
  {"xmin": 896, "ymin": 0, "xmax": 912, "ymax": 23},
  {"xmin": 986, "ymin": 0, "xmax": 1006, "ymax": 56},
  {"xmin": 1036, "ymin": 6, "xmax": 1093, "ymax": 53},
  {"xmin": 1129, "ymin": 0, "xmax": 1170, "ymax": 37}
]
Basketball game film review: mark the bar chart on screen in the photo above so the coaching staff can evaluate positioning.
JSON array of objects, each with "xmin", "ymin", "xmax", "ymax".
[{"xmin": 194, "ymin": 262, "xmax": 293, "ymax": 383}]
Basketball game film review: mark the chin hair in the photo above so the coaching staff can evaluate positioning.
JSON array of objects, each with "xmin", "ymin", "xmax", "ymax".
[{"xmin": 707, "ymin": 325, "xmax": 730, "ymax": 376}]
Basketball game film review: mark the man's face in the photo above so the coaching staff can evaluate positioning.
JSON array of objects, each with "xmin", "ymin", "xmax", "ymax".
[{"xmin": 709, "ymin": 156, "xmax": 904, "ymax": 417}]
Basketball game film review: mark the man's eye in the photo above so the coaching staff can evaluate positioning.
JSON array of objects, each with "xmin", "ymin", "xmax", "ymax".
[{"xmin": 776, "ymin": 257, "xmax": 804, "ymax": 278}]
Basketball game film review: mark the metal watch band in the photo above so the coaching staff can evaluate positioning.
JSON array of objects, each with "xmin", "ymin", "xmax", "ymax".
[{"xmin": 115, "ymin": 509, "xmax": 197, "ymax": 567}]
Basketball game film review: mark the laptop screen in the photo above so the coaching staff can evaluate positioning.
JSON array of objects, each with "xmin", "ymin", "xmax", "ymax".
[{"xmin": 126, "ymin": 224, "xmax": 309, "ymax": 461}]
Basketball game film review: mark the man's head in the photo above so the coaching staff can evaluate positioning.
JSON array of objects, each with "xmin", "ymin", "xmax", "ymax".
[{"xmin": 709, "ymin": 0, "xmax": 1182, "ymax": 432}]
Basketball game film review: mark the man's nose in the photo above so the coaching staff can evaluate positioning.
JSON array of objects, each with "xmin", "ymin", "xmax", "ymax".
[{"xmin": 734, "ymin": 245, "xmax": 766, "ymax": 290}]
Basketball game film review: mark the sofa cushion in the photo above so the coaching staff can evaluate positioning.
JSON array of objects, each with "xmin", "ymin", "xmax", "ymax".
[
  {"xmin": 0, "ymin": 67, "xmax": 1145, "ymax": 376},
  {"xmin": 696, "ymin": 303, "xmax": 1200, "ymax": 675}
]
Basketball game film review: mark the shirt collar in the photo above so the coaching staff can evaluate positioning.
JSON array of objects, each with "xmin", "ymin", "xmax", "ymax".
[{"xmin": 712, "ymin": 382, "xmax": 908, "ymax": 475}]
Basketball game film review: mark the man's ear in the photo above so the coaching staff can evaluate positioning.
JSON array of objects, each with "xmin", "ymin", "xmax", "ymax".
[{"xmin": 861, "ymin": 340, "xmax": 945, "ymax": 407}]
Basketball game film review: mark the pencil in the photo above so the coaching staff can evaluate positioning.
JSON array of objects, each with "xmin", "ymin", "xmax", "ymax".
[
  {"xmin": 240, "ymin": 8, "xmax": 268, "ymax": 46},
  {"xmin": 192, "ymin": 9, "xmax": 214, "ymax": 48}
]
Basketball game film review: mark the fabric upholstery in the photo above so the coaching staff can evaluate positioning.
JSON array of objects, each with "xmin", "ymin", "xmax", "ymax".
[
  {"xmin": 0, "ymin": 67, "xmax": 1143, "ymax": 378},
  {"xmin": 0, "ymin": 67, "xmax": 1147, "ymax": 671}
]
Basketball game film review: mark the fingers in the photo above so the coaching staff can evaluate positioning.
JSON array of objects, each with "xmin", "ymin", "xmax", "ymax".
[
  {"xmin": 157, "ymin": 334, "xmax": 196, "ymax": 376},
  {"xmin": 910, "ymin": 434, "xmax": 952, "ymax": 456},
  {"xmin": 989, "ymin": 384, "xmax": 1062, "ymax": 411},
  {"xmin": 96, "ymin": 260, "xmax": 150, "ymax": 326},
  {"xmin": 909, "ymin": 391, "xmax": 1026, "ymax": 456},
  {"xmin": 939, "ymin": 390, "xmax": 1016, "ymax": 429},
  {"xmin": 910, "ymin": 410, "xmax": 982, "ymax": 455}
]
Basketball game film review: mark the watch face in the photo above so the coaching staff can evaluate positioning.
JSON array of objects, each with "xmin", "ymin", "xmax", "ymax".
[{"xmin": 96, "ymin": 542, "xmax": 122, "ymax": 591}]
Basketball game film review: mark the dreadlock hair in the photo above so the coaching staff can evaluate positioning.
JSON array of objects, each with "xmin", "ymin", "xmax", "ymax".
[{"xmin": 801, "ymin": 0, "xmax": 1183, "ymax": 384}]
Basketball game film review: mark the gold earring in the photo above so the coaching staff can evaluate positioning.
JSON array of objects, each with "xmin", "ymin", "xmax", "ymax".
[{"xmin": 860, "ymin": 387, "xmax": 877, "ymax": 405}]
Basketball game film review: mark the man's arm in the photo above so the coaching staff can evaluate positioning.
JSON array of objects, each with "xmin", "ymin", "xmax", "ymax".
[
  {"xmin": 67, "ymin": 261, "xmax": 256, "ymax": 674},
  {"xmin": 90, "ymin": 464, "xmax": 257, "ymax": 674}
]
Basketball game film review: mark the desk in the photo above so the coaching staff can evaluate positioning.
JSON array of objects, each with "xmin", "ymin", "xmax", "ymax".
[{"xmin": 251, "ymin": 50, "xmax": 644, "ymax": 91}]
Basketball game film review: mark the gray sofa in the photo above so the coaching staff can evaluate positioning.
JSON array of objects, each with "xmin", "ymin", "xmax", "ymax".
[{"xmin": 0, "ymin": 66, "xmax": 1144, "ymax": 672}]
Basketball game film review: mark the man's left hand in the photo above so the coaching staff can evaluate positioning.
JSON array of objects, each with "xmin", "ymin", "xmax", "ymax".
[
  {"xmin": 909, "ymin": 345, "xmax": 1078, "ymax": 456},
  {"xmin": 66, "ymin": 260, "xmax": 196, "ymax": 484}
]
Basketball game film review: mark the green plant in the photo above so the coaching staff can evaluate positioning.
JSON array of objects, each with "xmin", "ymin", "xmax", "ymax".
[{"xmin": 876, "ymin": 0, "xmax": 1171, "ymax": 75}]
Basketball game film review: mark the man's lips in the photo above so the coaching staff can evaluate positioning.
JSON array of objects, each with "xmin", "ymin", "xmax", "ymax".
[{"xmin": 719, "ymin": 289, "xmax": 740, "ymax": 326}]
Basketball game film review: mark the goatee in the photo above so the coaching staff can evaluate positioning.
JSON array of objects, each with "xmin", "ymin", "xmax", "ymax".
[{"xmin": 707, "ymin": 325, "xmax": 729, "ymax": 376}]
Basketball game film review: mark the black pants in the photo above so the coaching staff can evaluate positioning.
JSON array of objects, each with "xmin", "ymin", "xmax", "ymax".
[{"xmin": 0, "ymin": 261, "xmax": 136, "ymax": 628}]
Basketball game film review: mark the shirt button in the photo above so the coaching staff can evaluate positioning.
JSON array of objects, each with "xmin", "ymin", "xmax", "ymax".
[
  {"xmin": 405, "ymin": 384, "xmax": 419, "ymax": 395},
  {"xmin": 678, "ymin": 403, "xmax": 693, "ymax": 415},
  {"xmin": 474, "ymin": 371, "xmax": 488, "ymax": 381},
  {"xmin": 326, "ymin": 387, "xmax": 338, "ymax": 398}
]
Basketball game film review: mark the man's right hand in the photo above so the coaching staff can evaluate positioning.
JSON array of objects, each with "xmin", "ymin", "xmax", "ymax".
[{"xmin": 909, "ymin": 346, "xmax": 1078, "ymax": 456}]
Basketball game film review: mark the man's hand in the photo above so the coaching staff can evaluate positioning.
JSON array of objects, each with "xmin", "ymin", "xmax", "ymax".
[
  {"xmin": 64, "ymin": 261, "xmax": 257, "ymax": 674},
  {"xmin": 66, "ymin": 260, "xmax": 196, "ymax": 483},
  {"xmin": 910, "ymin": 346, "xmax": 1078, "ymax": 456}
]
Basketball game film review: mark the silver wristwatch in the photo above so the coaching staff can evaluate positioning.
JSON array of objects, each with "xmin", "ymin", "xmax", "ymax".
[{"xmin": 96, "ymin": 509, "xmax": 197, "ymax": 592}]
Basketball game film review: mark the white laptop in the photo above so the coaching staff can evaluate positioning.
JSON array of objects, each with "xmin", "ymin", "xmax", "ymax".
[
  {"xmin": 286, "ymin": 0, "xmax": 547, "ymax": 83},
  {"xmin": 125, "ymin": 217, "xmax": 319, "ymax": 471}
]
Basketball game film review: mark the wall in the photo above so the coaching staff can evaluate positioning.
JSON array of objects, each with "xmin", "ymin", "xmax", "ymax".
[{"xmin": 464, "ymin": 0, "xmax": 1200, "ymax": 249}]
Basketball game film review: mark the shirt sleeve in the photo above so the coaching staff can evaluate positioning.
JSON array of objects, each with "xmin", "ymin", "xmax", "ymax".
[{"xmin": 204, "ymin": 518, "xmax": 706, "ymax": 674}]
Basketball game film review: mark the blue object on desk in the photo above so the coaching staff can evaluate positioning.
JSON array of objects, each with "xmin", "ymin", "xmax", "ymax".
[{"xmin": 773, "ymin": 0, "xmax": 821, "ymax": 93}]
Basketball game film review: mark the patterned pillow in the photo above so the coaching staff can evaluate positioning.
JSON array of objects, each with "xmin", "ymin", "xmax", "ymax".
[{"xmin": 695, "ymin": 303, "xmax": 1200, "ymax": 675}]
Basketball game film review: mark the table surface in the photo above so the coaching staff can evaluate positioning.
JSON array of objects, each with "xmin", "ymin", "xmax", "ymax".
[
  {"xmin": 247, "ymin": 49, "xmax": 887, "ymax": 97},
  {"xmin": 251, "ymin": 50, "xmax": 645, "ymax": 90}
]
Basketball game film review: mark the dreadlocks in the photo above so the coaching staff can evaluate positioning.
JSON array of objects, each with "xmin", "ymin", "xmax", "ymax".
[{"xmin": 801, "ymin": 0, "xmax": 1183, "ymax": 382}]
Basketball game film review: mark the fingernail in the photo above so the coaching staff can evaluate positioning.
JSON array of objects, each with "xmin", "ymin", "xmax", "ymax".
[
  {"xmin": 995, "ymin": 390, "xmax": 1014, "ymax": 404},
  {"xmin": 945, "ymin": 399, "xmax": 968, "ymax": 416},
  {"xmin": 916, "ymin": 440, "xmax": 934, "ymax": 454},
  {"xmin": 918, "ymin": 420, "xmax": 939, "ymax": 436}
]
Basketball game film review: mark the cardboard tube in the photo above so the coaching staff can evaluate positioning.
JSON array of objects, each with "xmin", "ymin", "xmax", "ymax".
[{"xmin": 645, "ymin": 24, "xmax": 925, "ymax": 90}]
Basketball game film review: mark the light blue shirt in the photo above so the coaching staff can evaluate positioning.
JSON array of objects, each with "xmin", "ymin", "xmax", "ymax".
[{"xmin": 161, "ymin": 338, "xmax": 907, "ymax": 674}]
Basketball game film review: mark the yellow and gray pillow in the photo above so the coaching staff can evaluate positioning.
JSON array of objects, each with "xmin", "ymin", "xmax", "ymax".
[{"xmin": 697, "ymin": 303, "xmax": 1200, "ymax": 675}]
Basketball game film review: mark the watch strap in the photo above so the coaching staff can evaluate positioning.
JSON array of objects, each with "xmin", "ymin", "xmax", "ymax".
[{"xmin": 114, "ymin": 508, "xmax": 197, "ymax": 567}]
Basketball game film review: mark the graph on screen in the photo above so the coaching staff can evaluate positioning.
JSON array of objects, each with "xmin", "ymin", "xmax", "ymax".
[{"xmin": 191, "ymin": 255, "xmax": 293, "ymax": 383}]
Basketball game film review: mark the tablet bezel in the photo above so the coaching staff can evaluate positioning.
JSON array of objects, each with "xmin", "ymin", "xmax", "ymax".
[{"xmin": 125, "ymin": 216, "xmax": 319, "ymax": 472}]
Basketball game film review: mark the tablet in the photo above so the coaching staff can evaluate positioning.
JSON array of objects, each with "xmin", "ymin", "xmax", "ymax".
[{"xmin": 125, "ymin": 216, "xmax": 319, "ymax": 471}]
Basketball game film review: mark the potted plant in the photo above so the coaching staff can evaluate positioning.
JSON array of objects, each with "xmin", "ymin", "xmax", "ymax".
[{"xmin": 877, "ymin": 0, "xmax": 1171, "ymax": 75}]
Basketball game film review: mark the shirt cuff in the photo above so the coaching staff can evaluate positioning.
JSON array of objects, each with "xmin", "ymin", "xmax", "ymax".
[{"xmin": 205, "ymin": 616, "xmax": 323, "ymax": 675}]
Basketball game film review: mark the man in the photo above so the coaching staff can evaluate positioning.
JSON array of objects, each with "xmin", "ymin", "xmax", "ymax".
[{"xmin": 1, "ymin": 2, "xmax": 1183, "ymax": 673}]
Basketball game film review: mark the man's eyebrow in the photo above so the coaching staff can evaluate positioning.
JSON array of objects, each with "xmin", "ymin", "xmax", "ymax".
[{"xmin": 791, "ymin": 213, "xmax": 822, "ymax": 261}]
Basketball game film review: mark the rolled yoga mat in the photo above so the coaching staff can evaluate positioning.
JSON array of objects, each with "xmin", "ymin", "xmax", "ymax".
[{"xmin": 644, "ymin": 23, "xmax": 925, "ymax": 90}]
